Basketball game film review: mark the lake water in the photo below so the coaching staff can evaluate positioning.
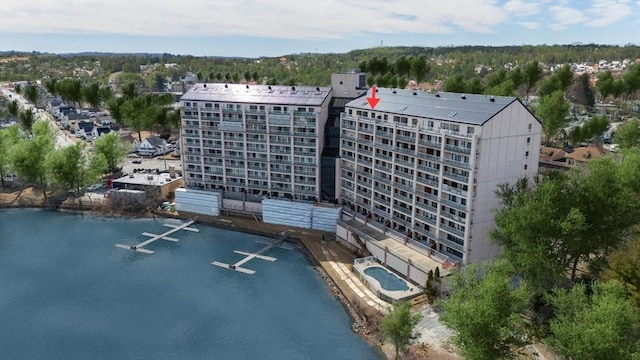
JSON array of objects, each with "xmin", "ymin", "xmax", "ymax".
[{"xmin": 0, "ymin": 209, "xmax": 381, "ymax": 360}]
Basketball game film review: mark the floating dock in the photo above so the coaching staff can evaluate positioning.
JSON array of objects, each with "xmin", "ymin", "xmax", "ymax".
[
  {"xmin": 212, "ymin": 233, "xmax": 293, "ymax": 275},
  {"xmin": 115, "ymin": 220, "xmax": 198, "ymax": 254}
]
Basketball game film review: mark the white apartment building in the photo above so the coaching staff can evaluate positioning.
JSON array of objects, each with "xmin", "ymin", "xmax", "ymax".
[
  {"xmin": 339, "ymin": 89, "xmax": 541, "ymax": 264},
  {"xmin": 179, "ymin": 83, "xmax": 332, "ymax": 209}
]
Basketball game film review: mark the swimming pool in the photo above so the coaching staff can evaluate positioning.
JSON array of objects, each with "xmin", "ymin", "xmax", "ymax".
[
  {"xmin": 353, "ymin": 257, "xmax": 422, "ymax": 303},
  {"xmin": 364, "ymin": 267, "xmax": 409, "ymax": 291}
]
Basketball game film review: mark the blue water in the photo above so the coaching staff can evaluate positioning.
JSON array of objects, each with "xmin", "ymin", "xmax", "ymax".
[
  {"xmin": 0, "ymin": 209, "xmax": 381, "ymax": 360},
  {"xmin": 364, "ymin": 267, "xmax": 409, "ymax": 292}
]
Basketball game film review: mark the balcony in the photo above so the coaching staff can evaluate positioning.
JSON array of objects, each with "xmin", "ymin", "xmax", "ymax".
[
  {"xmin": 415, "ymin": 212, "xmax": 437, "ymax": 226},
  {"xmin": 247, "ymin": 173, "xmax": 268, "ymax": 180},
  {"xmin": 204, "ymin": 168, "xmax": 224, "ymax": 175},
  {"xmin": 372, "ymin": 207, "xmax": 390, "ymax": 218},
  {"xmin": 392, "ymin": 214, "xmax": 412, "ymax": 228},
  {"xmin": 373, "ymin": 195, "xmax": 390, "ymax": 206},
  {"xmin": 418, "ymin": 138, "xmax": 441, "ymax": 148},
  {"xmin": 293, "ymin": 132, "xmax": 317, "ymax": 137},
  {"xmin": 342, "ymin": 121, "xmax": 357, "ymax": 130},
  {"xmin": 356, "ymin": 189, "xmax": 371, "ymax": 198},
  {"xmin": 440, "ymin": 197, "xmax": 468, "ymax": 211},
  {"xmin": 443, "ymin": 158, "xmax": 471, "ymax": 170},
  {"xmin": 416, "ymin": 176, "xmax": 439, "ymax": 188},
  {"xmin": 342, "ymin": 182, "xmax": 355, "ymax": 191},
  {"xmin": 358, "ymin": 127, "xmax": 374, "ymax": 134},
  {"xmin": 440, "ymin": 211, "xmax": 466, "ymax": 224},
  {"xmin": 375, "ymin": 186, "xmax": 391, "ymax": 195},
  {"xmin": 394, "ymin": 182, "xmax": 414, "ymax": 193},
  {"xmin": 440, "ymin": 223, "xmax": 466, "ymax": 238},
  {"xmin": 444, "ymin": 144, "xmax": 472, "ymax": 154},
  {"xmin": 375, "ymin": 153, "xmax": 393, "ymax": 162},
  {"xmin": 396, "ymin": 134, "xmax": 416, "ymax": 143},
  {"xmin": 415, "ymin": 189, "xmax": 438, "ymax": 202},
  {"xmin": 394, "ymin": 193, "xmax": 413, "ymax": 205},
  {"xmin": 437, "ymin": 235, "xmax": 464, "ymax": 252},
  {"xmin": 414, "ymin": 226, "xmax": 437, "ymax": 240},
  {"xmin": 395, "ymin": 158, "xmax": 414, "ymax": 168},
  {"xmin": 395, "ymin": 147, "xmax": 416, "ymax": 156},
  {"xmin": 443, "ymin": 171, "xmax": 469, "ymax": 183},
  {"xmin": 418, "ymin": 153, "xmax": 441, "ymax": 163},
  {"xmin": 374, "ymin": 165, "xmax": 392, "ymax": 174},
  {"xmin": 375, "ymin": 131, "xmax": 393, "ymax": 139}
]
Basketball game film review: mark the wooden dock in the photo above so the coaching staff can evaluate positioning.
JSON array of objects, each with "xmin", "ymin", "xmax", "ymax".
[{"xmin": 115, "ymin": 220, "xmax": 198, "ymax": 254}]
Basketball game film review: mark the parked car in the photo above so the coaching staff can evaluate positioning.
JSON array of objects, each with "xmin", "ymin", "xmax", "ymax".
[{"xmin": 132, "ymin": 159, "xmax": 142, "ymax": 164}]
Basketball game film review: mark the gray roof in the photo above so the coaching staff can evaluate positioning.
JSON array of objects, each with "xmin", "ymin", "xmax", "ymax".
[
  {"xmin": 345, "ymin": 88, "xmax": 519, "ymax": 125},
  {"xmin": 180, "ymin": 83, "xmax": 332, "ymax": 106},
  {"xmin": 144, "ymin": 136, "xmax": 166, "ymax": 147}
]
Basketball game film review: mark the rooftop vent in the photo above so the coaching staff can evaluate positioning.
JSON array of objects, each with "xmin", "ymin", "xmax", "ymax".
[
  {"xmin": 435, "ymin": 93, "xmax": 440, "ymax": 97},
  {"xmin": 413, "ymin": 92, "xmax": 417, "ymax": 96},
  {"xmin": 490, "ymin": 96, "xmax": 495, "ymax": 102},
  {"xmin": 291, "ymin": 86, "xmax": 295, "ymax": 91},
  {"xmin": 268, "ymin": 85, "xmax": 272, "ymax": 90},
  {"xmin": 461, "ymin": 95, "xmax": 466, "ymax": 99},
  {"xmin": 224, "ymin": 84, "xmax": 228, "ymax": 88},
  {"xmin": 246, "ymin": 85, "xmax": 249, "ymax": 89},
  {"xmin": 316, "ymin": 87, "xmax": 320, "ymax": 91},
  {"xmin": 392, "ymin": 89, "xmax": 397, "ymax": 94},
  {"xmin": 203, "ymin": 83, "xmax": 207, "ymax": 88},
  {"xmin": 375, "ymin": 88, "xmax": 379, "ymax": 93}
]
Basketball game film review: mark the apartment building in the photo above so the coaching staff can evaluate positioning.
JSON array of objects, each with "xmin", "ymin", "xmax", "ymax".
[
  {"xmin": 179, "ymin": 83, "xmax": 332, "ymax": 209},
  {"xmin": 339, "ymin": 89, "xmax": 541, "ymax": 264}
]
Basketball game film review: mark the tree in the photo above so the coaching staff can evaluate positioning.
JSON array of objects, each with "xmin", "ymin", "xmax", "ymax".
[
  {"xmin": 47, "ymin": 142, "xmax": 105, "ymax": 196},
  {"xmin": 597, "ymin": 71, "xmax": 615, "ymax": 102},
  {"xmin": 440, "ymin": 260, "xmax": 530, "ymax": 360},
  {"xmin": 7, "ymin": 99, "xmax": 19, "ymax": 117},
  {"xmin": 14, "ymin": 83, "xmax": 21, "ymax": 94},
  {"xmin": 56, "ymin": 78, "xmax": 83, "ymax": 108},
  {"xmin": 549, "ymin": 281, "xmax": 640, "ymax": 360},
  {"xmin": 0, "ymin": 126, "xmax": 20, "ymax": 190},
  {"xmin": 82, "ymin": 82, "xmax": 102, "ymax": 109},
  {"xmin": 23, "ymin": 83, "xmax": 41, "ymax": 107},
  {"xmin": 380, "ymin": 301, "xmax": 423, "ymax": 360},
  {"xmin": 536, "ymin": 90, "xmax": 569, "ymax": 146},
  {"xmin": 93, "ymin": 132, "xmax": 129, "ymax": 173},
  {"xmin": 622, "ymin": 63, "xmax": 640, "ymax": 99},
  {"xmin": 44, "ymin": 77, "xmax": 58, "ymax": 96},
  {"xmin": 394, "ymin": 56, "xmax": 411, "ymax": 77},
  {"xmin": 614, "ymin": 119, "xmax": 640, "ymax": 149},
  {"xmin": 10, "ymin": 120, "xmax": 55, "ymax": 202},
  {"xmin": 19, "ymin": 108, "xmax": 36, "ymax": 133},
  {"xmin": 567, "ymin": 73, "xmax": 595, "ymax": 107},
  {"xmin": 443, "ymin": 74, "xmax": 466, "ymax": 93},
  {"xmin": 492, "ymin": 154, "xmax": 640, "ymax": 292},
  {"xmin": 411, "ymin": 55, "xmax": 429, "ymax": 84},
  {"xmin": 121, "ymin": 81, "xmax": 138, "ymax": 100},
  {"xmin": 603, "ymin": 236, "xmax": 640, "ymax": 308},
  {"xmin": 523, "ymin": 60, "xmax": 542, "ymax": 98}
]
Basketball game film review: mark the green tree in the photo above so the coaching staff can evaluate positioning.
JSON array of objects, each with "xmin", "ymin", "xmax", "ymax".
[
  {"xmin": 10, "ymin": 120, "xmax": 55, "ymax": 202},
  {"xmin": 82, "ymin": 82, "xmax": 102, "ymax": 109},
  {"xmin": 14, "ymin": 83, "xmax": 21, "ymax": 94},
  {"xmin": 549, "ymin": 281, "xmax": 640, "ymax": 360},
  {"xmin": 466, "ymin": 77, "xmax": 484, "ymax": 94},
  {"xmin": 47, "ymin": 142, "xmax": 105, "ymax": 196},
  {"xmin": 443, "ymin": 74, "xmax": 466, "ymax": 93},
  {"xmin": 7, "ymin": 99, "xmax": 19, "ymax": 117},
  {"xmin": 536, "ymin": 90, "xmax": 569, "ymax": 146},
  {"xmin": 93, "ymin": 132, "xmax": 129, "ymax": 173},
  {"xmin": 23, "ymin": 83, "xmax": 41, "ymax": 107},
  {"xmin": 19, "ymin": 108, "xmax": 36, "ymax": 133},
  {"xmin": 597, "ymin": 71, "xmax": 615, "ymax": 102},
  {"xmin": 411, "ymin": 55, "xmax": 429, "ymax": 84},
  {"xmin": 567, "ymin": 73, "xmax": 595, "ymax": 107},
  {"xmin": 523, "ymin": 60, "xmax": 543, "ymax": 98},
  {"xmin": 44, "ymin": 77, "xmax": 58, "ymax": 96},
  {"xmin": 0, "ymin": 125, "xmax": 21, "ymax": 190},
  {"xmin": 492, "ymin": 154, "xmax": 640, "ymax": 292},
  {"xmin": 614, "ymin": 119, "xmax": 640, "ymax": 149},
  {"xmin": 622, "ymin": 63, "xmax": 640, "ymax": 99},
  {"xmin": 380, "ymin": 301, "xmax": 423, "ymax": 360},
  {"xmin": 603, "ymin": 236, "xmax": 640, "ymax": 308},
  {"xmin": 56, "ymin": 78, "xmax": 83, "ymax": 108},
  {"xmin": 394, "ymin": 56, "xmax": 412, "ymax": 77},
  {"xmin": 509, "ymin": 67, "xmax": 524, "ymax": 88},
  {"xmin": 440, "ymin": 260, "xmax": 530, "ymax": 360}
]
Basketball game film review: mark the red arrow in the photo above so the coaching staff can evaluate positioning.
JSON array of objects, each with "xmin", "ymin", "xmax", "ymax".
[{"xmin": 367, "ymin": 85, "xmax": 380, "ymax": 109}]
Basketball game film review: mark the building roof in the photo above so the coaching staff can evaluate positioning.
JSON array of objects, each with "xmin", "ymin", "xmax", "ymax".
[
  {"xmin": 540, "ymin": 146, "xmax": 567, "ymax": 162},
  {"xmin": 180, "ymin": 83, "xmax": 332, "ymax": 106},
  {"xmin": 143, "ymin": 136, "xmax": 166, "ymax": 147},
  {"xmin": 345, "ymin": 88, "xmax": 519, "ymax": 125},
  {"xmin": 564, "ymin": 146, "xmax": 605, "ymax": 162},
  {"xmin": 113, "ymin": 173, "xmax": 181, "ymax": 187}
]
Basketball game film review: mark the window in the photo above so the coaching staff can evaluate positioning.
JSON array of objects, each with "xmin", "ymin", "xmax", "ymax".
[
  {"xmin": 467, "ymin": 126, "xmax": 474, "ymax": 134},
  {"xmin": 528, "ymin": 123, "xmax": 532, "ymax": 131},
  {"xmin": 428, "ymin": 120, "xmax": 434, "ymax": 128},
  {"xmin": 526, "ymin": 137, "xmax": 531, "ymax": 145},
  {"xmin": 525, "ymin": 151, "xmax": 529, "ymax": 158},
  {"xmin": 524, "ymin": 164, "xmax": 528, "ymax": 170}
]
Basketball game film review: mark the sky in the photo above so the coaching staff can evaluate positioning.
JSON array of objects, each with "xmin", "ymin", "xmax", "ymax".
[{"xmin": 0, "ymin": 0, "xmax": 639, "ymax": 58}]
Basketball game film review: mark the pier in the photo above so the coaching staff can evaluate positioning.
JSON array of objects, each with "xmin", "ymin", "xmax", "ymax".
[
  {"xmin": 115, "ymin": 220, "xmax": 199, "ymax": 254},
  {"xmin": 212, "ymin": 233, "xmax": 292, "ymax": 274}
]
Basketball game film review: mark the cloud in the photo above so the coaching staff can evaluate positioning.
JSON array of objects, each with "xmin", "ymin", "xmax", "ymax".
[
  {"xmin": 518, "ymin": 21, "xmax": 541, "ymax": 29},
  {"xmin": 586, "ymin": 0, "xmax": 633, "ymax": 27},
  {"xmin": 0, "ymin": 0, "xmax": 509, "ymax": 39},
  {"xmin": 548, "ymin": 4, "xmax": 589, "ymax": 29},
  {"xmin": 503, "ymin": 0, "xmax": 542, "ymax": 16}
]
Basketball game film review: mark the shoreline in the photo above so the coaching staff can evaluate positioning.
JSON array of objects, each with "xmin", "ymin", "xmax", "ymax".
[{"xmin": 0, "ymin": 199, "xmax": 389, "ymax": 358}]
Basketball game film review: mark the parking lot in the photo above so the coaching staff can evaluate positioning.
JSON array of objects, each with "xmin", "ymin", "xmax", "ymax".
[{"xmin": 120, "ymin": 156, "xmax": 183, "ymax": 177}]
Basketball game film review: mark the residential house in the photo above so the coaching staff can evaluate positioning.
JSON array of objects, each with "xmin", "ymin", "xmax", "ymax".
[
  {"xmin": 565, "ymin": 146, "xmax": 605, "ymax": 166},
  {"xmin": 91, "ymin": 126, "xmax": 112, "ymax": 139},
  {"xmin": 75, "ymin": 121, "xmax": 95, "ymax": 140},
  {"xmin": 120, "ymin": 133, "xmax": 140, "ymax": 153},
  {"xmin": 138, "ymin": 136, "xmax": 172, "ymax": 156}
]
